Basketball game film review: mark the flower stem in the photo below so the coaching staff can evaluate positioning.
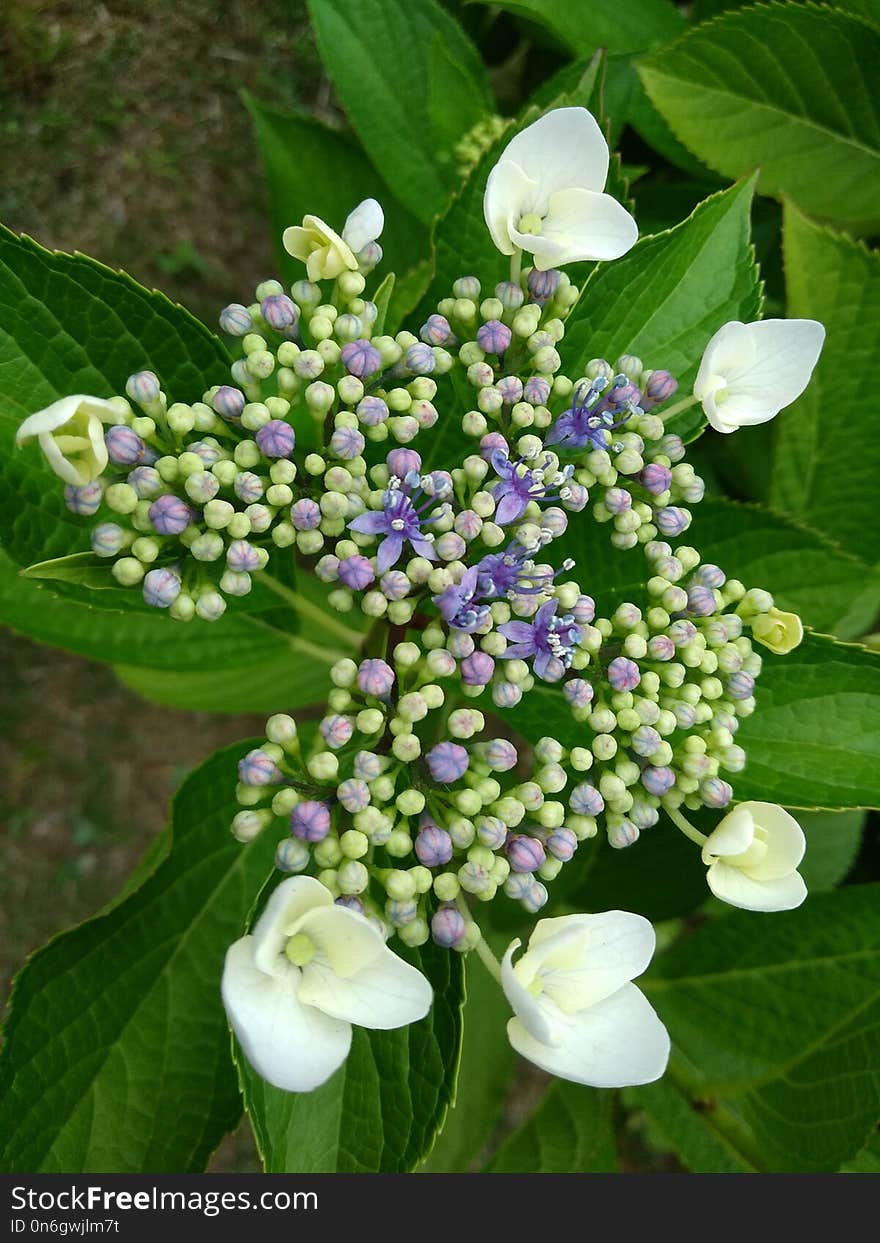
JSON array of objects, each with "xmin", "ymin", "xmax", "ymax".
[
  {"xmin": 509, "ymin": 247, "xmax": 523, "ymax": 287},
  {"xmin": 665, "ymin": 802, "xmax": 708, "ymax": 847},
  {"xmin": 259, "ymin": 572, "xmax": 362, "ymax": 648},
  {"xmin": 456, "ymin": 895, "xmax": 502, "ymax": 983},
  {"xmin": 659, "ymin": 393, "xmax": 700, "ymax": 422}
]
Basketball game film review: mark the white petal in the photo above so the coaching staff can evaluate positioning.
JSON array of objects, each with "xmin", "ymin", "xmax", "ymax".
[
  {"xmin": 738, "ymin": 802, "xmax": 806, "ymax": 881},
  {"xmin": 532, "ymin": 188, "xmax": 638, "ymax": 267},
  {"xmin": 733, "ymin": 319, "xmax": 826, "ymax": 411},
  {"xmin": 282, "ymin": 224, "xmax": 312, "ymax": 262},
  {"xmin": 701, "ymin": 803, "xmax": 755, "ymax": 865},
  {"xmin": 501, "ymin": 938, "xmax": 559, "ymax": 1045},
  {"xmin": 342, "ymin": 198, "xmax": 384, "ymax": 251},
  {"xmin": 298, "ymin": 934, "xmax": 432, "ymax": 1030},
  {"xmin": 694, "ymin": 321, "xmax": 755, "ymax": 402},
  {"xmin": 507, "ymin": 983, "xmax": 670, "ymax": 1088},
  {"xmin": 526, "ymin": 910, "xmax": 657, "ymax": 1010},
  {"xmin": 484, "ymin": 159, "xmax": 538, "ymax": 257},
  {"xmin": 37, "ymin": 432, "xmax": 83, "ymax": 484},
  {"xmin": 16, "ymin": 395, "xmax": 115, "ymax": 443},
  {"xmin": 297, "ymin": 903, "xmax": 386, "ymax": 978},
  {"xmin": 706, "ymin": 860, "xmax": 807, "ymax": 912},
  {"xmin": 222, "ymin": 937, "xmax": 351, "ymax": 1092},
  {"xmin": 497, "ymin": 107, "xmax": 609, "ymax": 204},
  {"xmin": 251, "ymin": 876, "xmax": 333, "ymax": 977}
]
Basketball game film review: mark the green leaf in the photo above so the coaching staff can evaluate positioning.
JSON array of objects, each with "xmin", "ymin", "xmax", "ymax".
[
  {"xmin": 485, "ymin": 1082, "xmax": 617, "ymax": 1172},
  {"xmin": 0, "ymin": 742, "xmax": 277, "ymax": 1172},
  {"xmin": 306, "ymin": 0, "xmax": 492, "ymax": 226},
  {"xmin": 625, "ymin": 1078, "xmax": 755, "ymax": 1173},
  {"xmin": 642, "ymin": 885, "xmax": 880, "ymax": 1171},
  {"xmin": 467, "ymin": 0, "xmax": 684, "ymax": 56},
  {"xmin": 22, "ymin": 551, "xmax": 165, "ymax": 590},
  {"xmin": 421, "ymin": 951, "xmax": 515, "ymax": 1172},
  {"xmin": 559, "ymin": 178, "xmax": 762, "ymax": 443},
  {"xmin": 772, "ymin": 203, "xmax": 880, "ymax": 565},
  {"xmin": 734, "ymin": 634, "xmax": 880, "ymax": 809},
  {"xmin": 799, "ymin": 811, "xmax": 867, "ymax": 891},
  {"xmin": 244, "ymin": 94, "xmax": 427, "ymax": 309},
  {"xmin": 637, "ymin": 3, "xmax": 880, "ymax": 232},
  {"xmin": 237, "ymin": 940, "xmax": 465, "ymax": 1172},
  {"xmin": 0, "ymin": 226, "xmax": 230, "ymax": 572},
  {"xmin": 842, "ymin": 1130, "xmax": 880, "ymax": 1172}
]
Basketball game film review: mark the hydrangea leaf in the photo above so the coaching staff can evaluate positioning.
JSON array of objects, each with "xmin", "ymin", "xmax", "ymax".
[
  {"xmin": 236, "ymin": 940, "xmax": 464, "ymax": 1172},
  {"xmin": 771, "ymin": 203, "xmax": 880, "ymax": 565},
  {"xmin": 637, "ymin": 3, "xmax": 880, "ymax": 233},
  {"xmin": 640, "ymin": 885, "xmax": 880, "ymax": 1171},
  {"xmin": 0, "ymin": 743, "xmax": 276, "ymax": 1172},
  {"xmin": 466, "ymin": 0, "xmax": 685, "ymax": 56},
  {"xmin": 560, "ymin": 178, "xmax": 762, "ymax": 443},
  {"xmin": 306, "ymin": 0, "xmax": 492, "ymax": 226},
  {"xmin": 485, "ymin": 1082, "xmax": 617, "ymax": 1172}
]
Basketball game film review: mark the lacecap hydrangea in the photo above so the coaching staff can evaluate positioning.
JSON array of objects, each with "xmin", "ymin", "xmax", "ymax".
[{"xmin": 19, "ymin": 107, "xmax": 823, "ymax": 1095}]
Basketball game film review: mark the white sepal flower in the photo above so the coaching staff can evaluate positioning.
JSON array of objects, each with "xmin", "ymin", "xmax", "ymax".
[
  {"xmin": 483, "ymin": 107, "xmax": 638, "ymax": 270},
  {"xmin": 694, "ymin": 319, "xmax": 825, "ymax": 433},
  {"xmin": 501, "ymin": 911, "xmax": 669, "ymax": 1087},
  {"xmin": 283, "ymin": 198, "xmax": 383, "ymax": 282},
  {"xmin": 702, "ymin": 802, "xmax": 807, "ymax": 912},
  {"xmin": 222, "ymin": 876, "xmax": 432, "ymax": 1093},
  {"xmin": 16, "ymin": 394, "xmax": 118, "ymax": 486}
]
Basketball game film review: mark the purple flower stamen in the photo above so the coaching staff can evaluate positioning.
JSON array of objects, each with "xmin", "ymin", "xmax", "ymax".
[
  {"xmin": 499, "ymin": 599, "xmax": 582, "ymax": 682},
  {"xmin": 490, "ymin": 449, "xmax": 575, "ymax": 525}
]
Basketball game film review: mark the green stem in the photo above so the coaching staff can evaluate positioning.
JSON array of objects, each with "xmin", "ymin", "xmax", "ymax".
[
  {"xmin": 259, "ymin": 572, "xmax": 362, "ymax": 648},
  {"xmin": 659, "ymin": 393, "xmax": 700, "ymax": 422},
  {"xmin": 509, "ymin": 247, "xmax": 523, "ymax": 287},
  {"xmin": 456, "ymin": 895, "xmax": 502, "ymax": 984},
  {"xmin": 665, "ymin": 802, "xmax": 708, "ymax": 848}
]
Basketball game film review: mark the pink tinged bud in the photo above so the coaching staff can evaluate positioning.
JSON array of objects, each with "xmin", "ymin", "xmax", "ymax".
[
  {"xmin": 655, "ymin": 506, "xmax": 691, "ymax": 537},
  {"xmin": 476, "ymin": 319, "xmax": 512, "ymax": 355},
  {"xmin": 507, "ymin": 834, "xmax": 546, "ymax": 873},
  {"xmin": 647, "ymin": 635, "xmax": 675, "ymax": 661},
  {"xmin": 639, "ymin": 463, "xmax": 672, "ymax": 495},
  {"xmin": 341, "ymin": 339, "xmax": 382, "ymax": 378},
  {"xmin": 522, "ymin": 881, "xmax": 548, "ymax": 913},
  {"xmin": 256, "ymin": 419, "xmax": 295, "ymax": 459},
  {"xmin": 406, "ymin": 343, "xmax": 435, "ymax": 374},
  {"xmin": 354, "ymin": 750, "xmax": 383, "ymax": 781},
  {"xmin": 357, "ymin": 658, "xmax": 395, "ymax": 698},
  {"xmin": 415, "ymin": 825, "xmax": 454, "ymax": 866},
  {"xmin": 693, "ymin": 563, "xmax": 726, "ymax": 589},
  {"xmin": 330, "ymin": 426, "xmax": 366, "ymax": 460},
  {"xmin": 291, "ymin": 800, "xmax": 331, "ymax": 842},
  {"xmin": 420, "ymin": 314, "xmax": 454, "ymax": 346},
  {"xmin": 604, "ymin": 486, "xmax": 632, "ymax": 514},
  {"xmin": 239, "ymin": 748, "xmax": 283, "ymax": 786},
  {"xmin": 668, "ymin": 619, "xmax": 697, "ymax": 647},
  {"xmin": 448, "ymin": 631, "xmax": 475, "ymax": 659},
  {"xmin": 148, "ymin": 494, "xmax": 193, "ymax": 535},
  {"xmin": 105, "ymin": 425, "xmax": 145, "ymax": 466},
  {"xmin": 336, "ymin": 895, "xmax": 366, "ymax": 915},
  {"xmin": 504, "ymin": 872, "xmax": 533, "ymax": 900},
  {"xmin": 477, "ymin": 816, "xmax": 508, "ymax": 850},
  {"xmin": 701, "ymin": 777, "xmax": 733, "ymax": 808},
  {"xmin": 570, "ymin": 783, "xmax": 604, "ymax": 817},
  {"xmin": 631, "ymin": 725, "xmax": 662, "ymax": 758},
  {"xmin": 386, "ymin": 448, "xmax": 421, "ymax": 478},
  {"xmin": 90, "ymin": 522, "xmax": 125, "ymax": 557},
  {"xmin": 320, "ymin": 714, "xmax": 355, "ymax": 749},
  {"xmin": 290, "ymin": 498, "xmax": 321, "ymax": 530},
  {"xmin": 338, "ymin": 554, "xmax": 375, "ymax": 590},
  {"xmin": 657, "ymin": 434, "xmax": 685, "ymax": 462},
  {"xmin": 673, "ymin": 702, "xmax": 697, "ymax": 729},
  {"xmin": 143, "ymin": 567, "xmax": 182, "ymax": 608},
  {"xmin": 493, "ymin": 681, "xmax": 522, "ymax": 708},
  {"xmin": 495, "ymin": 281, "xmax": 524, "ymax": 310},
  {"xmin": 213, "ymin": 386, "xmax": 246, "ymax": 420},
  {"xmin": 426, "ymin": 741, "xmax": 470, "ymax": 784},
  {"xmin": 64, "ymin": 480, "xmax": 103, "ymax": 515},
  {"xmin": 226, "ymin": 539, "xmax": 261, "ymax": 572},
  {"xmin": 276, "ymin": 839, "xmax": 310, "ymax": 873},
  {"xmin": 687, "ymin": 585, "xmax": 717, "ymax": 617},
  {"xmin": 125, "ymin": 370, "xmax": 161, "ymax": 405},
  {"xmin": 562, "ymin": 483, "xmax": 589, "ymax": 512},
  {"xmin": 727, "ymin": 671, "xmax": 755, "ymax": 700},
  {"xmin": 380, "ymin": 570, "xmax": 410, "ymax": 601},
  {"xmin": 261, "ymin": 294, "xmax": 298, "ymax": 331},
  {"xmin": 646, "ymin": 370, "xmax": 678, "ymax": 402},
  {"xmin": 461, "ymin": 650, "xmax": 495, "ymax": 686},
  {"xmin": 436, "ymin": 532, "xmax": 466, "ymax": 562},
  {"xmin": 431, "ymin": 904, "xmax": 467, "ymax": 948},
  {"xmin": 483, "ymin": 738, "xmax": 518, "ymax": 772},
  {"xmin": 547, "ymin": 827, "xmax": 577, "ymax": 862},
  {"xmin": 563, "ymin": 678, "xmax": 594, "ymax": 709},
  {"xmin": 607, "ymin": 656, "xmax": 641, "ymax": 692},
  {"xmin": 608, "ymin": 819, "xmax": 639, "ymax": 849},
  {"xmin": 356, "ymin": 395, "xmax": 389, "ymax": 426},
  {"xmin": 387, "ymin": 898, "xmax": 418, "ymax": 926},
  {"xmin": 337, "ymin": 778, "xmax": 371, "ymax": 813},
  {"xmin": 641, "ymin": 766, "xmax": 676, "ymax": 796},
  {"xmin": 127, "ymin": 465, "xmax": 163, "ymax": 498},
  {"xmin": 540, "ymin": 507, "xmax": 568, "ymax": 537},
  {"xmin": 479, "ymin": 431, "xmax": 509, "ymax": 461},
  {"xmin": 454, "ymin": 509, "xmax": 483, "ymax": 541},
  {"xmin": 527, "ymin": 267, "xmax": 561, "ymax": 302},
  {"xmin": 523, "ymin": 376, "xmax": 550, "ymax": 405},
  {"xmin": 572, "ymin": 596, "xmax": 596, "ymax": 625},
  {"xmin": 219, "ymin": 304, "xmax": 254, "ymax": 336},
  {"xmin": 231, "ymin": 471, "xmax": 261, "ymax": 503},
  {"xmin": 496, "ymin": 375, "xmax": 523, "ymax": 405}
]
